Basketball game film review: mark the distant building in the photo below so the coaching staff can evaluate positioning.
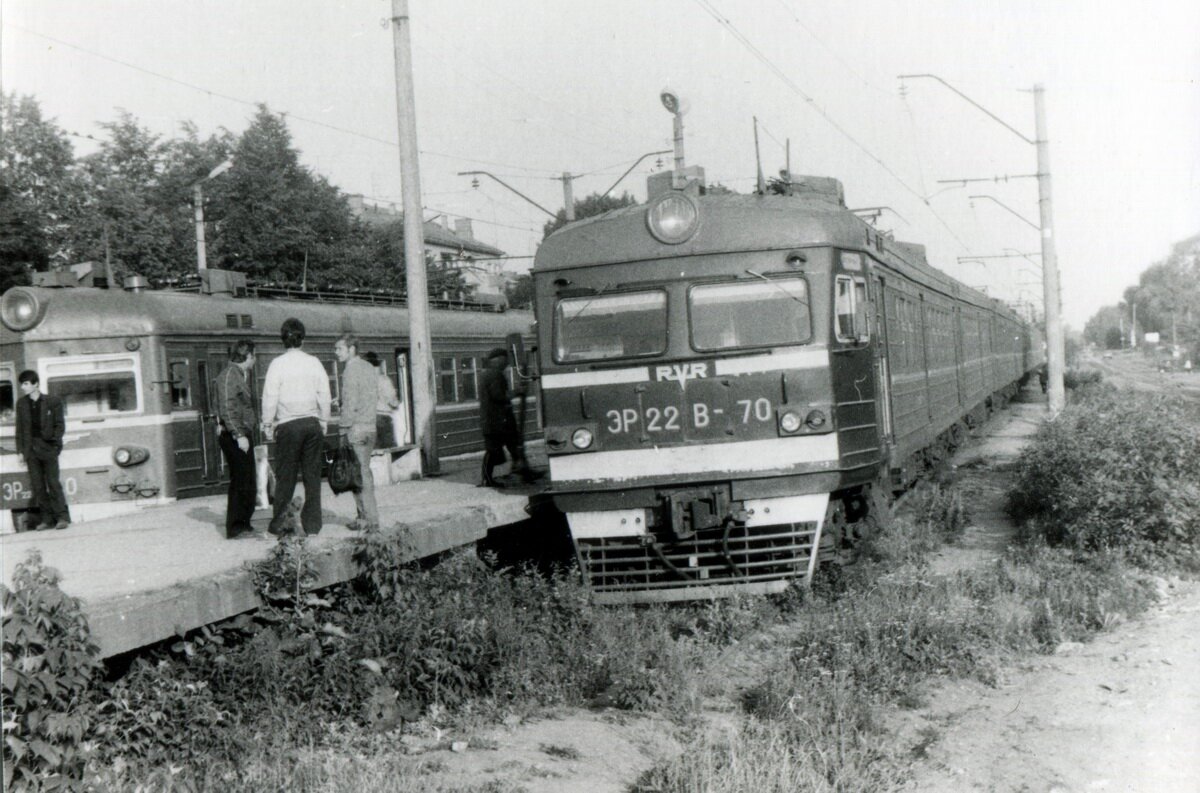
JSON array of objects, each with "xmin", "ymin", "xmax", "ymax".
[{"xmin": 347, "ymin": 195, "xmax": 515, "ymax": 308}]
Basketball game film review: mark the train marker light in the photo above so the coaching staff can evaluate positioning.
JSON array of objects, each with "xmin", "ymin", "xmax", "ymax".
[
  {"xmin": 646, "ymin": 192, "xmax": 699, "ymax": 244},
  {"xmin": 571, "ymin": 428, "xmax": 594, "ymax": 450},
  {"xmin": 113, "ymin": 446, "xmax": 150, "ymax": 467},
  {"xmin": 805, "ymin": 409, "xmax": 827, "ymax": 429},
  {"xmin": 1, "ymin": 288, "xmax": 44, "ymax": 331},
  {"xmin": 779, "ymin": 410, "xmax": 802, "ymax": 433}
]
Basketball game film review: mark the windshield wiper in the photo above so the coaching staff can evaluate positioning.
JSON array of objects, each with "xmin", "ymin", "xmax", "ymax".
[{"xmin": 745, "ymin": 270, "xmax": 804, "ymax": 303}]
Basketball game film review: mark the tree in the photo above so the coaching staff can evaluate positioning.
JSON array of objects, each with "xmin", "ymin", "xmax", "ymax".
[
  {"xmin": 214, "ymin": 106, "xmax": 358, "ymax": 284},
  {"xmin": 505, "ymin": 273, "xmax": 534, "ymax": 309},
  {"xmin": 0, "ymin": 183, "xmax": 44, "ymax": 291},
  {"xmin": 542, "ymin": 191, "xmax": 637, "ymax": 239},
  {"xmin": 0, "ymin": 93, "xmax": 78, "ymax": 286},
  {"xmin": 67, "ymin": 111, "xmax": 178, "ymax": 281},
  {"xmin": 1084, "ymin": 305, "xmax": 1126, "ymax": 350}
]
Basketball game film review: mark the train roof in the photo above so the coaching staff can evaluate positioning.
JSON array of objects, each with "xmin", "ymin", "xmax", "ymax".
[
  {"xmin": 534, "ymin": 190, "xmax": 1019, "ymax": 321},
  {"xmin": 0, "ymin": 285, "xmax": 534, "ymax": 345}
]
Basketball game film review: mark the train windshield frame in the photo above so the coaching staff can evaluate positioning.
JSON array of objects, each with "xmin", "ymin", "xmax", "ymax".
[
  {"xmin": 689, "ymin": 276, "xmax": 812, "ymax": 351},
  {"xmin": 554, "ymin": 289, "xmax": 668, "ymax": 363},
  {"xmin": 0, "ymin": 362, "xmax": 15, "ymax": 424},
  {"xmin": 41, "ymin": 353, "xmax": 144, "ymax": 419}
]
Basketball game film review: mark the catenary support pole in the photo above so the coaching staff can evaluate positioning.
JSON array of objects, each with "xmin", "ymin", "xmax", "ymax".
[
  {"xmin": 193, "ymin": 183, "xmax": 207, "ymax": 273},
  {"xmin": 1034, "ymin": 85, "xmax": 1065, "ymax": 414},
  {"xmin": 391, "ymin": 0, "xmax": 438, "ymax": 473},
  {"xmin": 561, "ymin": 172, "xmax": 575, "ymax": 222}
]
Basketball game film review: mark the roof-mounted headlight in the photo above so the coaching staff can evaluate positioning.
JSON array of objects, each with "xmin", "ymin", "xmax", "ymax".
[
  {"xmin": 646, "ymin": 192, "xmax": 700, "ymax": 244},
  {"xmin": 1, "ymin": 288, "xmax": 45, "ymax": 332}
]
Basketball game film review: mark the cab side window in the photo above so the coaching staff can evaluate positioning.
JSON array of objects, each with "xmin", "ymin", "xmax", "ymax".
[{"xmin": 835, "ymin": 276, "xmax": 870, "ymax": 342}]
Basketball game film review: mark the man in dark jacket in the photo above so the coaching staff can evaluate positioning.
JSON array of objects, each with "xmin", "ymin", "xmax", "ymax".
[
  {"xmin": 15, "ymin": 370, "xmax": 70, "ymax": 530},
  {"xmin": 479, "ymin": 348, "xmax": 532, "ymax": 487},
  {"xmin": 215, "ymin": 340, "xmax": 258, "ymax": 538}
]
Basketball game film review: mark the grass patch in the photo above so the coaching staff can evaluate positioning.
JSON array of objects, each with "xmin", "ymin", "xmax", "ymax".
[{"xmin": 635, "ymin": 481, "xmax": 1165, "ymax": 793}]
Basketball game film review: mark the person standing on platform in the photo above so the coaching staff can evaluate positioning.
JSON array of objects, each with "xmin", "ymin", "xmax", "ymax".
[
  {"xmin": 215, "ymin": 339, "xmax": 258, "ymax": 538},
  {"xmin": 14, "ymin": 370, "xmax": 70, "ymax": 530},
  {"xmin": 334, "ymin": 334, "xmax": 379, "ymax": 530},
  {"xmin": 479, "ymin": 347, "xmax": 532, "ymax": 487},
  {"xmin": 262, "ymin": 318, "xmax": 330, "ymax": 536},
  {"xmin": 363, "ymin": 351, "xmax": 401, "ymax": 447}
]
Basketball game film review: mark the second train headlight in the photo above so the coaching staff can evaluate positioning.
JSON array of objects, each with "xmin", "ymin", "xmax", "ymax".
[
  {"xmin": 779, "ymin": 410, "xmax": 802, "ymax": 433},
  {"xmin": 571, "ymin": 428, "xmax": 594, "ymax": 450}
]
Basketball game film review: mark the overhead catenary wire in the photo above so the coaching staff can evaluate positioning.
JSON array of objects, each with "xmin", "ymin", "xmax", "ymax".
[{"xmin": 691, "ymin": 0, "xmax": 973, "ymax": 252}]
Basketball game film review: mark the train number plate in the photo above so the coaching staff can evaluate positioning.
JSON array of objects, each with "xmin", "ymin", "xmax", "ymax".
[{"xmin": 603, "ymin": 397, "xmax": 774, "ymax": 436}]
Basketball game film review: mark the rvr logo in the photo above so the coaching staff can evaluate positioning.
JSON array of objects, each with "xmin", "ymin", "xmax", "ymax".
[{"xmin": 654, "ymin": 362, "xmax": 709, "ymax": 388}]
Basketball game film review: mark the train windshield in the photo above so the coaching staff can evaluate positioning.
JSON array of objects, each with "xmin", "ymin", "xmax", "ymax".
[
  {"xmin": 43, "ymin": 355, "xmax": 142, "ymax": 418},
  {"xmin": 555, "ymin": 290, "xmax": 667, "ymax": 362},
  {"xmin": 690, "ymin": 277, "xmax": 811, "ymax": 350},
  {"xmin": 0, "ymin": 362, "xmax": 14, "ymax": 424}
]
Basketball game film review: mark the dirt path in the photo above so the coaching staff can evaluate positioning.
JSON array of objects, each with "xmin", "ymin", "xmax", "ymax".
[
  {"xmin": 899, "ymin": 382, "xmax": 1200, "ymax": 792},
  {"xmin": 897, "ymin": 580, "xmax": 1200, "ymax": 792}
]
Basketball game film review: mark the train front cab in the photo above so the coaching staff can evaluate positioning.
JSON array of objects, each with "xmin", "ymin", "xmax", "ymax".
[
  {"xmin": 1, "ymin": 302, "xmax": 177, "ymax": 531},
  {"xmin": 535, "ymin": 239, "xmax": 894, "ymax": 604}
]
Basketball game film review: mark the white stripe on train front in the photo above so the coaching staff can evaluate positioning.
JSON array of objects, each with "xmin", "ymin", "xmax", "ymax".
[
  {"xmin": 1, "ymin": 447, "xmax": 114, "ymax": 473},
  {"xmin": 540, "ymin": 347, "xmax": 830, "ymax": 390},
  {"xmin": 549, "ymin": 434, "xmax": 839, "ymax": 484}
]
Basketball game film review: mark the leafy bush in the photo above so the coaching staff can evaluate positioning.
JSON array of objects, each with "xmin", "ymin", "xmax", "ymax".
[
  {"xmin": 2, "ymin": 551, "xmax": 103, "ymax": 791},
  {"xmin": 1006, "ymin": 388, "xmax": 1200, "ymax": 567},
  {"xmin": 1063, "ymin": 367, "xmax": 1103, "ymax": 390}
]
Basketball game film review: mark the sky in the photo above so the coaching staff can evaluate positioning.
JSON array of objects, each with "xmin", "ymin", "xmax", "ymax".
[{"xmin": 3, "ymin": 0, "xmax": 1198, "ymax": 328}]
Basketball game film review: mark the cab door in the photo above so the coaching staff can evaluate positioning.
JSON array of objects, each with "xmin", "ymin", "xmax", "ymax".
[{"xmin": 167, "ymin": 346, "xmax": 225, "ymax": 498}]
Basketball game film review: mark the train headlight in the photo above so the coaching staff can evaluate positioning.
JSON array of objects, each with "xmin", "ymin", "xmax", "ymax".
[
  {"xmin": 646, "ymin": 192, "xmax": 700, "ymax": 244},
  {"xmin": 805, "ymin": 410, "xmax": 827, "ymax": 429},
  {"xmin": 779, "ymin": 410, "xmax": 802, "ymax": 433},
  {"xmin": 113, "ymin": 446, "xmax": 149, "ymax": 467},
  {"xmin": 571, "ymin": 428, "xmax": 594, "ymax": 450},
  {"xmin": 0, "ymin": 288, "xmax": 45, "ymax": 331}
]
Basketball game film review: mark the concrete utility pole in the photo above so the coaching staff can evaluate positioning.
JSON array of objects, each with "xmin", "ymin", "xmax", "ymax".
[
  {"xmin": 898, "ymin": 74, "xmax": 1067, "ymax": 414},
  {"xmin": 391, "ymin": 0, "xmax": 438, "ymax": 474},
  {"xmin": 1032, "ymin": 85, "xmax": 1065, "ymax": 414}
]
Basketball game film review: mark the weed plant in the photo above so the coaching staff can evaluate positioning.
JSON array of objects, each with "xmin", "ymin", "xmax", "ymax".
[{"xmin": 1007, "ymin": 385, "xmax": 1200, "ymax": 569}]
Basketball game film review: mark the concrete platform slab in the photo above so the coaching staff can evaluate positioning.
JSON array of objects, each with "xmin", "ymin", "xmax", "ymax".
[{"xmin": 1, "ymin": 471, "xmax": 532, "ymax": 658}]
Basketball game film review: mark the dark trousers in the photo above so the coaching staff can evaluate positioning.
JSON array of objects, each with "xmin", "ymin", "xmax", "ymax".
[
  {"xmin": 271, "ymin": 417, "xmax": 324, "ymax": 535},
  {"xmin": 482, "ymin": 430, "xmax": 525, "ymax": 484},
  {"xmin": 218, "ymin": 430, "xmax": 258, "ymax": 537},
  {"xmin": 27, "ymin": 444, "xmax": 70, "ymax": 525}
]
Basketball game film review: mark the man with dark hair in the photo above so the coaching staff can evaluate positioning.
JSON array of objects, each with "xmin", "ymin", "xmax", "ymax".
[
  {"xmin": 334, "ymin": 334, "xmax": 379, "ymax": 530},
  {"xmin": 262, "ymin": 318, "xmax": 331, "ymax": 536},
  {"xmin": 15, "ymin": 370, "xmax": 70, "ymax": 530},
  {"xmin": 478, "ymin": 348, "xmax": 533, "ymax": 487},
  {"xmin": 215, "ymin": 339, "xmax": 258, "ymax": 538}
]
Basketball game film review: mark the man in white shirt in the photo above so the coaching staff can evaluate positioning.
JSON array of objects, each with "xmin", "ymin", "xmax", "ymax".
[{"xmin": 262, "ymin": 317, "xmax": 331, "ymax": 536}]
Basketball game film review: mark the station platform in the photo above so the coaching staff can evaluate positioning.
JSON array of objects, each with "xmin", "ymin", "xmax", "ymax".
[{"xmin": 0, "ymin": 452, "xmax": 543, "ymax": 659}]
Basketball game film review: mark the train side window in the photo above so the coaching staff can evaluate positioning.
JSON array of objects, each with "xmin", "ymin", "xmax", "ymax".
[
  {"xmin": 42, "ymin": 354, "xmax": 142, "ymax": 418},
  {"xmin": 457, "ymin": 357, "xmax": 478, "ymax": 402},
  {"xmin": 835, "ymin": 276, "xmax": 869, "ymax": 343},
  {"xmin": 168, "ymin": 360, "xmax": 191, "ymax": 408},
  {"xmin": 436, "ymin": 356, "xmax": 457, "ymax": 403},
  {"xmin": 0, "ymin": 362, "xmax": 15, "ymax": 424}
]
